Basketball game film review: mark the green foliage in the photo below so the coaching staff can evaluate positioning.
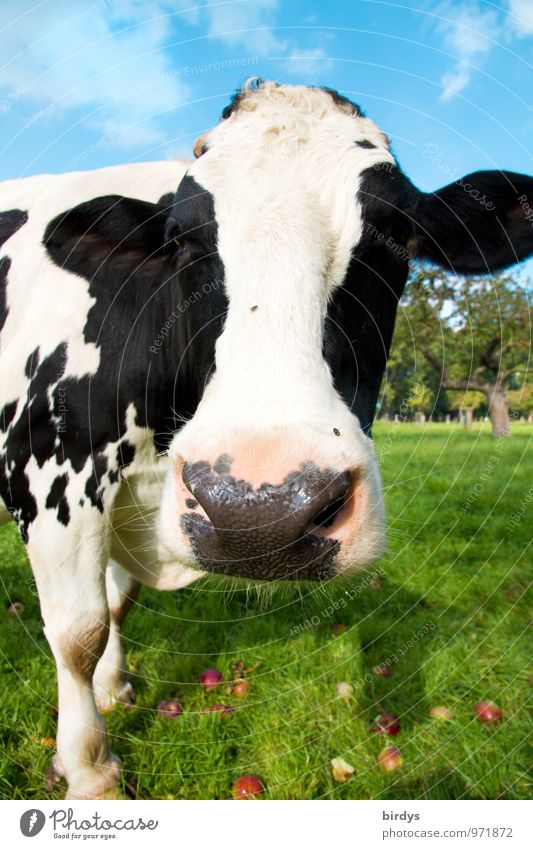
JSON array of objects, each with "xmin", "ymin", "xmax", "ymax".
[
  {"xmin": 405, "ymin": 382, "xmax": 433, "ymax": 412},
  {"xmin": 506, "ymin": 384, "xmax": 533, "ymax": 417},
  {"xmin": 382, "ymin": 266, "xmax": 531, "ymax": 418},
  {"xmin": 1, "ymin": 424, "xmax": 531, "ymax": 800}
]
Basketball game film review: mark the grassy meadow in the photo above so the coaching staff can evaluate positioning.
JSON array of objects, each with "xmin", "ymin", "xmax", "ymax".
[{"xmin": 0, "ymin": 422, "xmax": 531, "ymax": 800}]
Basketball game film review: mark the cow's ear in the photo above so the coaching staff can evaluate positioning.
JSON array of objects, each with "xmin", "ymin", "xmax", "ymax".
[
  {"xmin": 409, "ymin": 170, "xmax": 533, "ymax": 273},
  {"xmin": 43, "ymin": 195, "xmax": 171, "ymax": 277}
]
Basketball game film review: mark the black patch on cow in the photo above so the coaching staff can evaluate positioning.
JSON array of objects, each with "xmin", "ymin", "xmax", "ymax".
[
  {"xmin": 117, "ymin": 440, "xmax": 135, "ymax": 468},
  {"xmin": 0, "ymin": 209, "xmax": 28, "ymax": 248},
  {"xmin": 25, "ymin": 347, "xmax": 40, "ymax": 379},
  {"xmin": 0, "ymin": 183, "xmax": 227, "ymax": 530},
  {"xmin": 7, "ymin": 177, "xmax": 228, "ymax": 533},
  {"xmin": 321, "ymin": 87, "xmax": 363, "ymax": 116},
  {"xmin": 157, "ymin": 192, "xmax": 174, "ymax": 210},
  {"xmin": 356, "ymin": 139, "xmax": 377, "ymax": 149},
  {"xmin": 2, "ymin": 400, "xmax": 17, "ymax": 431},
  {"xmin": 324, "ymin": 164, "xmax": 414, "ymax": 434},
  {"xmin": 44, "ymin": 183, "xmax": 225, "ymax": 452},
  {"xmin": 85, "ymin": 452, "xmax": 108, "ymax": 512},
  {"xmin": 0, "ymin": 256, "xmax": 11, "ymax": 335},
  {"xmin": 46, "ymin": 473, "xmax": 70, "ymax": 525},
  {"xmin": 0, "ymin": 344, "xmax": 68, "ymax": 536}
]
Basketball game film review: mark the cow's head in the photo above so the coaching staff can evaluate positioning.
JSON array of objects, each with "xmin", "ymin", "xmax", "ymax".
[
  {"xmin": 46, "ymin": 79, "xmax": 533, "ymax": 583},
  {"xmin": 159, "ymin": 80, "xmax": 533, "ymax": 581}
]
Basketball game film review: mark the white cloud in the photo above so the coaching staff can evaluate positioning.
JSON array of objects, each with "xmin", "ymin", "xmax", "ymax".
[
  {"xmin": 204, "ymin": 0, "xmax": 332, "ymax": 75},
  {"xmin": 505, "ymin": 0, "xmax": 533, "ymax": 36},
  {"xmin": 438, "ymin": 4, "xmax": 498, "ymax": 56},
  {"xmin": 284, "ymin": 47, "xmax": 334, "ymax": 76},
  {"xmin": 206, "ymin": 0, "xmax": 287, "ymax": 57},
  {"xmin": 0, "ymin": 0, "xmax": 337, "ymax": 157},
  {"xmin": 432, "ymin": 2, "xmax": 499, "ymax": 101},
  {"xmin": 440, "ymin": 60, "xmax": 470, "ymax": 100},
  {"xmin": 0, "ymin": 0, "xmax": 192, "ymax": 149}
]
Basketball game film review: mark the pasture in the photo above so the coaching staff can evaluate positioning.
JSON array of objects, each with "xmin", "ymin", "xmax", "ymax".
[{"xmin": 0, "ymin": 422, "xmax": 531, "ymax": 800}]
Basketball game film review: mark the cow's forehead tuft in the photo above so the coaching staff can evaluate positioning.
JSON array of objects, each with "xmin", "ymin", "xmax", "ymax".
[{"xmin": 220, "ymin": 79, "xmax": 364, "ymax": 122}]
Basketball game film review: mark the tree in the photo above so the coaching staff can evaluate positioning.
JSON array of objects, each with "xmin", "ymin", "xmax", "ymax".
[{"xmin": 396, "ymin": 266, "xmax": 531, "ymax": 437}]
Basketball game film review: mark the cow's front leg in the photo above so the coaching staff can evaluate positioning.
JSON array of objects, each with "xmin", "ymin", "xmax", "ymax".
[
  {"xmin": 29, "ymin": 522, "xmax": 120, "ymax": 800},
  {"xmin": 93, "ymin": 559, "xmax": 140, "ymax": 712}
]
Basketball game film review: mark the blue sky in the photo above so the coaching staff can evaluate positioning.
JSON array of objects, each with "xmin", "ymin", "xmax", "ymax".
[{"xmin": 0, "ymin": 0, "xmax": 532, "ymax": 207}]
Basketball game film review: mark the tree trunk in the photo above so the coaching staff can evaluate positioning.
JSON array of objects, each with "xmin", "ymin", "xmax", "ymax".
[
  {"xmin": 462, "ymin": 408, "xmax": 473, "ymax": 429},
  {"xmin": 487, "ymin": 385, "xmax": 510, "ymax": 437}
]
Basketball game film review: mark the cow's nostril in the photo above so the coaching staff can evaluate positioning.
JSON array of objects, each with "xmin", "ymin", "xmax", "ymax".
[{"xmin": 309, "ymin": 493, "xmax": 348, "ymax": 529}]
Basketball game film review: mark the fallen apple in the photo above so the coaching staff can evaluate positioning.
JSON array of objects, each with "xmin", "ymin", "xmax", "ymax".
[
  {"xmin": 370, "ymin": 712, "xmax": 400, "ymax": 736},
  {"xmin": 373, "ymin": 663, "xmax": 391, "ymax": 678},
  {"xmin": 199, "ymin": 668, "xmax": 222, "ymax": 690},
  {"xmin": 330, "ymin": 757, "xmax": 355, "ymax": 782},
  {"xmin": 158, "ymin": 699, "xmax": 182, "ymax": 718},
  {"xmin": 233, "ymin": 680, "xmax": 250, "ymax": 698},
  {"xmin": 475, "ymin": 700, "xmax": 502, "ymax": 725},
  {"xmin": 377, "ymin": 746, "xmax": 402, "ymax": 772},
  {"xmin": 429, "ymin": 705, "xmax": 453, "ymax": 720},
  {"xmin": 336, "ymin": 682, "xmax": 354, "ymax": 699},
  {"xmin": 232, "ymin": 774, "xmax": 264, "ymax": 799},
  {"xmin": 370, "ymin": 579, "xmax": 382, "ymax": 590}
]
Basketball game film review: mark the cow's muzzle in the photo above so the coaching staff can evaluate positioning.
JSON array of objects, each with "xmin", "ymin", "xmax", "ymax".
[{"xmin": 179, "ymin": 460, "xmax": 353, "ymax": 581}]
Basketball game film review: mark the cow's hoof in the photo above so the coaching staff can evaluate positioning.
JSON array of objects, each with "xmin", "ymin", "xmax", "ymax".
[
  {"xmin": 46, "ymin": 755, "xmax": 66, "ymax": 791},
  {"xmin": 65, "ymin": 754, "xmax": 122, "ymax": 800},
  {"xmin": 94, "ymin": 680, "xmax": 136, "ymax": 713}
]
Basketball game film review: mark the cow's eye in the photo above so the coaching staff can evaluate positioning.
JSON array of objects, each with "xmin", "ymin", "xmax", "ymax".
[{"xmin": 172, "ymin": 234, "xmax": 190, "ymax": 255}]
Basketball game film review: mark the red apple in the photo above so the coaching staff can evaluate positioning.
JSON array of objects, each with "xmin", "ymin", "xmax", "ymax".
[
  {"xmin": 429, "ymin": 705, "xmax": 453, "ymax": 720},
  {"xmin": 232, "ymin": 774, "xmax": 264, "ymax": 799},
  {"xmin": 475, "ymin": 701, "xmax": 502, "ymax": 725},
  {"xmin": 199, "ymin": 668, "xmax": 222, "ymax": 690},
  {"xmin": 233, "ymin": 680, "xmax": 250, "ymax": 698},
  {"xmin": 370, "ymin": 712, "xmax": 400, "ymax": 736},
  {"xmin": 377, "ymin": 746, "xmax": 403, "ymax": 772},
  {"xmin": 370, "ymin": 579, "xmax": 382, "ymax": 590},
  {"xmin": 373, "ymin": 663, "xmax": 391, "ymax": 678},
  {"xmin": 158, "ymin": 699, "xmax": 182, "ymax": 718}
]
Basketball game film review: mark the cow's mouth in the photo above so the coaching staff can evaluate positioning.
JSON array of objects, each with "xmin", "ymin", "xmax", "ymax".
[{"xmin": 181, "ymin": 509, "xmax": 340, "ymax": 580}]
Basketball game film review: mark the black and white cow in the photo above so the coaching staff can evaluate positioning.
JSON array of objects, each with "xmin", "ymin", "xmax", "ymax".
[{"xmin": 1, "ymin": 80, "xmax": 532, "ymax": 799}]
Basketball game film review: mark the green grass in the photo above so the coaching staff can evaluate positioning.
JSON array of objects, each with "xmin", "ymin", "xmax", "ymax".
[{"xmin": 0, "ymin": 423, "xmax": 531, "ymax": 800}]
